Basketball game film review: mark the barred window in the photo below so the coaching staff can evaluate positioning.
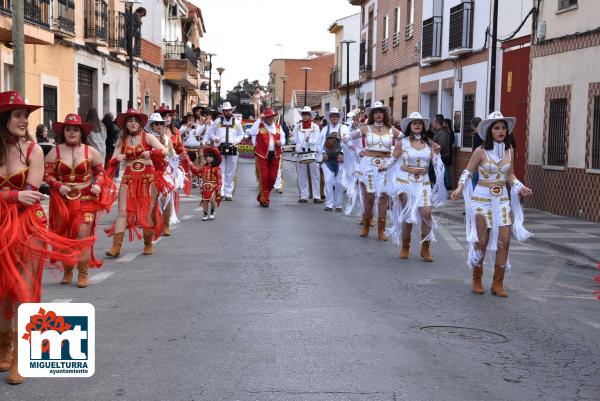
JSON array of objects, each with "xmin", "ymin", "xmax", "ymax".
[
  {"xmin": 462, "ymin": 94, "xmax": 475, "ymax": 149},
  {"xmin": 592, "ymin": 96, "xmax": 600, "ymax": 170},
  {"xmin": 547, "ymin": 98, "xmax": 568, "ymax": 166},
  {"xmin": 401, "ymin": 95, "xmax": 408, "ymax": 119}
]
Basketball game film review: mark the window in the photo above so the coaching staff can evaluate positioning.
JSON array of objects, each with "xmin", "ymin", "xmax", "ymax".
[
  {"xmin": 401, "ymin": 95, "xmax": 408, "ymax": 119},
  {"xmin": 394, "ymin": 7, "xmax": 401, "ymax": 33},
  {"xmin": 382, "ymin": 15, "xmax": 389, "ymax": 52},
  {"xmin": 116, "ymin": 98, "xmax": 122, "ymax": 114},
  {"xmin": 2, "ymin": 63, "xmax": 13, "ymax": 91},
  {"xmin": 591, "ymin": 96, "xmax": 600, "ymax": 169},
  {"xmin": 547, "ymin": 98, "xmax": 568, "ymax": 166},
  {"xmin": 462, "ymin": 94, "xmax": 475, "ymax": 149},
  {"xmin": 389, "ymin": 97, "xmax": 394, "ymax": 118},
  {"xmin": 43, "ymin": 86, "xmax": 57, "ymax": 134},
  {"xmin": 558, "ymin": 0, "xmax": 577, "ymax": 10},
  {"xmin": 405, "ymin": 0, "xmax": 414, "ymax": 38}
]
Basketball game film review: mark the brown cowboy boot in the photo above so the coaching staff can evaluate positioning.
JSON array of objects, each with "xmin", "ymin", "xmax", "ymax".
[
  {"xmin": 360, "ymin": 214, "xmax": 371, "ymax": 237},
  {"xmin": 0, "ymin": 330, "xmax": 12, "ymax": 372},
  {"xmin": 359, "ymin": 215, "xmax": 374, "ymax": 227},
  {"xmin": 105, "ymin": 232, "xmax": 125, "ymax": 258},
  {"xmin": 143, "ymin": 233, "xmax": 154, "ymax": 255},
  {"xmin": 7, "ymin": 330, "xmax": 24, "ymax": 384},
  {"xmin": 77, "ymin": 261, "xmax": 89, "ymax": 288},
  {"xmin": 60, "ymin": 265, "xmax": 75, "ymax": 285},
  {"xmin": 399, "ymin": 238, "xmax": 411, "ymax": 259},
  {"xmin": 472, "ymin": 265, "xmax": 485, "ymax": 294},
  {"xmin": 420, "ymin": 236, "xmax": 433, "ymax": 262},
  {"xmin": 162, "ymin": 210, "xmax": 171, "ymax": 236},
  {"xmin": 491, "ymin": 265, "xmax": 508, "ymax": 297},
  {"xmin": 377, "ymin": 218, "xmax": 387, "ymax": 241}
]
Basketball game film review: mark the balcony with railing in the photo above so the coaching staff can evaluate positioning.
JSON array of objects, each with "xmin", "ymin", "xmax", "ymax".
[
  {"xmin": 84, "ymin": 0, "xmax": 108, "ymax": 46},
  {"xmin": 421, "ymin": 16, "xmax": 442, "ymax": 62},
  {"xmin": 0, "ymin": 0, "xmax": 54, "ymax": 44},
  {"xmin": 381, "ymin": 38, "xmax": 388, "ymax": 53},
  {"xmin": 108, "ymin": 10, "xmax": 126, "ymax": 54},
  {"xmin": 52, "ymin": 0, "xmax": 75, "ymax": 38},
  {"xmin": 163, "ymin": 41, "xmax": 199, "ymax": 90},
  {"xmin": 448, "ymin": 1, "xmax": 474, "ymax": 55},
  {"xmin": 405, "ymin": 23, "xmax": 414, "ymax": 39}
]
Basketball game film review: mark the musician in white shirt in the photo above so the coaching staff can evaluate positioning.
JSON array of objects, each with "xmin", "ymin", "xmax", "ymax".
[{"xmin": 293, "ymin": 106, "xmax": 322, "ymax": 203}]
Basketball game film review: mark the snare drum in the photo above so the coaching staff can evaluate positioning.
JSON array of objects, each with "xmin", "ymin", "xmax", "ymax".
[
  {"xmin": 297, "ymin": 150, "xmax": 317, "ymax": 164},
  {"xmin": 282, "ymin": 145, "xmax": 297, "ymax": 162}
]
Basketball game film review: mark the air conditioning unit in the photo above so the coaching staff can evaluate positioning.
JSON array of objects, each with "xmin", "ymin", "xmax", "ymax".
[{"xmin": 536, "ymin": 21, "xmax": 546, "ymax": 42}]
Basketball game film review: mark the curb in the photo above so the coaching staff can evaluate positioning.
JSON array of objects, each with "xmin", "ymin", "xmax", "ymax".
[{"xmin": 435, "ymin": 210, "xmax": 599, "ymax": 266}]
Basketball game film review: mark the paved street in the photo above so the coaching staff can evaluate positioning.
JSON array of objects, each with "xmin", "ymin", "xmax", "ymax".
[{"xmin": 2, "ymin": 159, "xmax": 600, "ymax": 401}]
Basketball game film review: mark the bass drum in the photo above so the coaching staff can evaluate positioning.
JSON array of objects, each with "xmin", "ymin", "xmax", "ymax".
[
  {"xmin": 281, "ymin": 145, "xmax": 297, "ymax": 162},
  {"xmin": 296, "ymin": 150, "xmax": 316, "ymax": 164}
]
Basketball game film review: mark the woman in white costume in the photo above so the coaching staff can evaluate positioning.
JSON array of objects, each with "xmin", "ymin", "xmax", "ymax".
[
  {"xmin": 146, "ymin": 113, "xmax": 186, "ymax": 235},
  {"xmin": 385, "ymin": 112, "xmax": 446, "ymax": 262},
  {"xmin": 342, "ymin": 101, "xmax": 402, "ymax": 241},
  {"xmin": 451, "ymin": 111, "xmax": 533, "ymax": 297}
]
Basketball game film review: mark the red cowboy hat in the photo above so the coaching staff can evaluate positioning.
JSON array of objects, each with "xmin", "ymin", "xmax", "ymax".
[
  {"xmin": 53, "ymin": 114, "xmax": 92, "ymax": 138},
  {"xmin": 262, "ymin": 108, "xmax": 278, "ymax": 118},
  {"xmin": 0, "ymin": 91, "xmax": 42, "ymax": 115},
  {"xmin": 116, "ymin": 108, "xmax": 148, "ymax": 129},
  {"xmin": 203, "ymin": 146, "xmax": 222, "ymax": 165},
  {"xmin": 155, "ymin": 103, "xmax": 175, "ymax": 115}
]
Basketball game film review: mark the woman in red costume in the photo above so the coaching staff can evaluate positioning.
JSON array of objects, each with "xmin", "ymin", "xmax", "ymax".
[
  {"xmin": 105, "ymin": 109, "xmax": 167, "ymax": 257},
  {"xmin": 155, "ymin": 104, "xmax": 190, "ymax": 235},
  {"xmin": 44, "ymin": 114, "xmax": 117, "ymax": 288},
  {"xmin": 0, "ymin": 91, "xmax": 93, "ymax": 384}
]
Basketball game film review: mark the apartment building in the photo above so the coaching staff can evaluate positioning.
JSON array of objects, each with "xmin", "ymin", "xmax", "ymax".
[
  {"xmin": 349, "ymin": 0, "xmax": 378, "ymax": 109},
  {"xmin": 526, "ymin": 0, "xmax": 600, "ymax": 222}
]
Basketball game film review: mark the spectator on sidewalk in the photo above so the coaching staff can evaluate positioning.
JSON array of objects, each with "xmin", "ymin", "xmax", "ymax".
[
  {"xmin": 471, "ymin": 117, "xmax": 482, "ymax": 187},
  {"xmin": 103, "ymin": 112, "xmax": 120, "ymax": 171},
  {"xmin": 35, "ymin": 123, "xmax": 53, "ymax": 144},
  {"xmin": 433, "ymin": 115, "xmax": 452, "ymax": 189},
  {"xmin": 86, "ymin": 108, "xmax": 107, "ymax": 162}
]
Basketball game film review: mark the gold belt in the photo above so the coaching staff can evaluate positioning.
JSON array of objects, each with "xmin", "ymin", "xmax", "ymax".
[
  {"xmin": 477, "ymin": 181, "xmax": 505, "ymax": 197},
  {"xmin": 130, "ymin": 159, "xmax": 146, "ymax": 172}
]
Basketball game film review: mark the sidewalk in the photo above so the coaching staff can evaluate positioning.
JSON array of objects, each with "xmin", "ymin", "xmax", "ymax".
[{"xmin": 437, "ymin": 200, "xmax": 600, "ymax": 264}]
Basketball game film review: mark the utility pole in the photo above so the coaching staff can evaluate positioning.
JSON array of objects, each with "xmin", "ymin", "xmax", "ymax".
[
  {"xmin": 12, "ymin": 0, "xmax": 25, "ymax": 93},
  {"xmin": 489, "ymin": 0, "xmax": 499, "ymax": 113}
]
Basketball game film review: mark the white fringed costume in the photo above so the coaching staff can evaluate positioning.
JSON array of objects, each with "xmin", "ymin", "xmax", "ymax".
[
  {"xmin": 386, "ymin": 137, "xmax": 447, "ymax": 245},
  {"xmin": 460, "ymin": 143, "xmax": 532, "ymax": 269}
]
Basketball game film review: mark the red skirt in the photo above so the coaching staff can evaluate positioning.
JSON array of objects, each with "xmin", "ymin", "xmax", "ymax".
[
  {"xmin": 105, "ymin": 165, "xmax": 162, "ymax": 241},
  {"xmin": 0, "ymin": 199, "xmax": 95, "ymax": 308}
]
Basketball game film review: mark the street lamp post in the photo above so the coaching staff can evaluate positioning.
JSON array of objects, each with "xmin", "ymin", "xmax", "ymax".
[
  {"xmin": 123, "ymin": 0, "xmax": 143, "ymax": 109},
  {"xmin": 340, "ymin": 39, "xmax": 356, "ymax": 115},
  {"xmin": 206, "ymin": 53, "xmax": 215, "ymax": 108},
  {"xmin": 214, "ymin": 79, "xmax": 221, "ymax": 109},
  {"xmin": 216, "ymin": 67, "xmax": 225, "ymax": 108},
  {"xmin": 301, "ymin": 67, "xmax": 312, "ymax": 107},
  {"xmin": 281, "ymin": 75, "xmax": 288, "ymax": 123}
]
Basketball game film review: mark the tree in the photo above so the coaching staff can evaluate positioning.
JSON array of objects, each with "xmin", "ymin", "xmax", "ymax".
[{"xmin": 225, "ymin": 79, "xmax": 267, "ymax": 118}]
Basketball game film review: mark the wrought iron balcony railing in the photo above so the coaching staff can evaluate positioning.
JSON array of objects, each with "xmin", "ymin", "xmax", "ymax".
[
  {"xmin": 449, "ymin": 1, "xmax": 474, "ymax": 52},
  {"xmin": 84, "ymin": 0, "xmax": 108, "ymax": 43},
  {"xmin": 422, "ymin": 16, "xmax": 442, "ymax": 59}
]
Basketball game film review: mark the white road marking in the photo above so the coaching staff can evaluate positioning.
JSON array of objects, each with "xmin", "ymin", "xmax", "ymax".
[
  {"xmin": 565, "ymin": 243, "xmax": 600, "ymax": 250},
  {"xmin": 554, "ymin": 282, "xmax": 595, "ymax": 293},
  {"xmin": 194, "ymin": 207, "xmax": 203, "ymax": 212},
  {"xmin": 576, "ymin": 318, "xmax": 600, "ymax": 330},
  {"xmin": 539, "ymin": 269, "xmax": 560, "ymax": 291},
  {"xmin": 534, "ymin": 232, "xmax": 595, "ymax": 239},
  {"xmin": 436, "ymin": 224, "xmax": 465, "ymax": 251},
  {"xmin": 49, "ymin": 298, "xmax": 73, "ymax": 303},
  {"xmin": 89, "ymin": 272, "xmax": 114, "ymax": 284},
  {"xmin": 182, "ymin": 214, "xmax": 194, "ymax": 220},
  {"xmin": 116, "ymin": 252, "xmax": 141, "ymax": 263}
]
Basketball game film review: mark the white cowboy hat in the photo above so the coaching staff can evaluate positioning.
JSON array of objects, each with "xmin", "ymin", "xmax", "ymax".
[
  {"xmin": 145, "ymin": 112, "xmax": 165, "ymax": 132},
  {"xmin": 299, "ymin": 106, "xmax": 316, "ymax": 119},
  {"xmin": 400, "ymin": 112, "xmax": 430, "ymax": 134},
  {"xmin": 366, "ymin": 101, "xmax": 391, "ymax": 116},
  {"xmin": 218, "ymin": 101, "xmax": 236, "ymax": 112},
  {"xmin": 477, "ymin": 111, "xmax": 516, "ymax": 141},
  {"xmin": 325, "ymin": 107, "xmax": 345, "ymax": 122}
]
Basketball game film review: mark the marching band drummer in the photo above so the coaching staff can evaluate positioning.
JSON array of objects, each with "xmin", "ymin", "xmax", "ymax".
[
  {"xmin": 320, "ymin": 107, "xmax": 347, "ymax": 212},
  {"xmin": 204, "ymin": 102, "xmax": 244, "ymax": 201},
  {"xmin": 293, "ymin": 106, "xmax": 322, "ymax": 204}
]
